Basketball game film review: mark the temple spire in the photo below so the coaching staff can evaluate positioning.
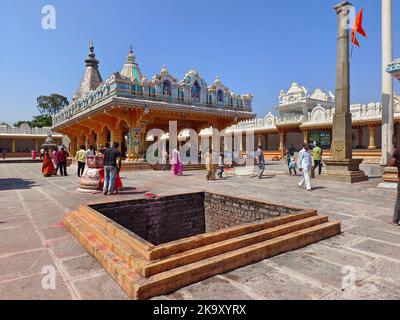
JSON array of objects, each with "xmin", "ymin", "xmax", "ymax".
[
  {"xmin": 121, "ymin": 45, "xmax": 143, "ymax": 83},
  {"xmin": 74, "ymin": 41, "xmax": 103, "ymax": 101}
]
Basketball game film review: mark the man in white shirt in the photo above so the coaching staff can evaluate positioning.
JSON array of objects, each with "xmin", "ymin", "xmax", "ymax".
[{"xmin": 297, "ymin": 143, "xmax": 312, "ymax": 191}]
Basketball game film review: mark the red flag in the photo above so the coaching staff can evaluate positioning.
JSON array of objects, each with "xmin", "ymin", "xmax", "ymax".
[{"xmin": 352, "ymin": 8, "xmax": 367, "ymax": 47}]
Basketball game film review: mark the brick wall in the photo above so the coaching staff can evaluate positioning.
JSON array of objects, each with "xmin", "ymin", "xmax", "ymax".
[
  {"xmin": 91, "ymin": 192, "xmax": 301, "ymax": 245},
  {"xmin": 92, "ymin": 193, "xmax": 205, "ymax": 246},
  {"xmin": 204, "ymin": 193, "xmax": 301, "ymax": 232}
]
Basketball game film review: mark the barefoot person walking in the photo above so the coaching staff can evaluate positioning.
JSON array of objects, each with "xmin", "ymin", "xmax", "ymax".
[{"xmin": 298, "ymin": 143, "xmax": 312, "ymax": 191}]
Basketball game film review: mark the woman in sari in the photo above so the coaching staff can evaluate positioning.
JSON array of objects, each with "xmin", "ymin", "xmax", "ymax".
[
  {"xmin": 172, "ymin": 148, "xmax": 184, "ymax": 176},
  {"xmin": 98, "ymin": 167, "xmax": 123, "ymax": 194},
  {"xmin": 42, "ymin": 148, "xmax": 55, "ymax": 177}
]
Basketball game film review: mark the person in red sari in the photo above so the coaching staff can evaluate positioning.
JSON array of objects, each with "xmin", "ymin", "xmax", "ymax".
[{"xmin": 42, "ymin": 148, "xmax": 55, "ymax": 177}]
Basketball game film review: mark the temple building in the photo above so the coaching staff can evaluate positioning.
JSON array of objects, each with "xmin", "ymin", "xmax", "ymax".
[
  {"xmin": 52, "ymin": 43, "xmax": 255, "ymax": 160},
  {"xmin": 0, "ymin": 123, "xmax": 62, "ymax": 157},
  {"xmin": 227, "ymin": 82, "xmax": 400, "ymax": 162}
]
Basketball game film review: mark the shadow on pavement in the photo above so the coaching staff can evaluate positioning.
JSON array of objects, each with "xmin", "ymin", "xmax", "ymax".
[{"xmin": 0, "ymin": 178, "xmax": 38, "ymax": 191}]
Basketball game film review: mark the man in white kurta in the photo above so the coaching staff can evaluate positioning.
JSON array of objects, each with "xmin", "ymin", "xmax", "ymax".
[{"xmin": 297, "ymin": 144, "xmax": 312, "ymax": 191}]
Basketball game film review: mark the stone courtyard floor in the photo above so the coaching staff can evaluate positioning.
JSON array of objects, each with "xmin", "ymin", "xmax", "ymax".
[{"xmin": 0, "ymin": 162, "xmax": 400, "ymax": 300}]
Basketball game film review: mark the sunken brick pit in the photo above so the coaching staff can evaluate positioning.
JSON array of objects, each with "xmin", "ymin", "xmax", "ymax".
[{"xmin": 63, "ymin": 192, "xmax": 341, "ymax": 300}]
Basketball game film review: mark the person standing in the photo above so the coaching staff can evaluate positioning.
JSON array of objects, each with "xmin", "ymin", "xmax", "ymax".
[
  {"xmin": 389, "ymin": 149, "xmax": 400, "ymax": 226},
  {"xmin": 42, "ymin": 148, "xmax": 55, "ymax": 177},
  {"xmin": 162, "ymin": 149, "xmax": 169, "ymax": 171},
  {"xmin": 51, "ymin": 147, "xmax": 59, "ymax": 175},
  {"xmin": 298, "ymin": 143, "xmax": 312, "ymax": 191},
  {"xmin": 217, "ymin": 152, "xmax": 224, "ymax": 179},
  {"xmin": 103, "ymin": 142, "xmax": 121, "ymax": 196},
  {"xmin": 76, "ymin": 145, "xmax": 87, "ymax": 177},
  {"xmin": 86, "ymin": 145, "xmax": 95, "ymax": 157},
  {"xmin": 172, "ymin": 147, "xmax": 184, "ymax": 176},
  {"xmin": 255, "ymin": 145, "xmax": 265, "ymax": 179},
  {"xmin": 205, "ymin": 148, "xmax": 214, "ymax": 181},
  {"xmin": 311, "ymin": 142, "xmax": 323, "ymax": 178},
  {"xmin": 58, "ymin": 146, "xmax": 69, "ymax": 176}
]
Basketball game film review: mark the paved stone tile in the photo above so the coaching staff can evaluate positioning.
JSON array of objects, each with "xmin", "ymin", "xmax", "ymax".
[
  {"xmin": 301, "ymin": 243, "xmax": 375, "ymax": 269},
  {"xmin": 165, "ymin": 276, "xmax": 255, "ymax": 300},
  {"xmin": 0, "ymin": 274, "xmax": 72, "ymax": 300},
  {"xmin": 365, "ymin": 258, "xmax": 400, "ymax": 283},
  {"xmin": 0, "ymin": 224, "xmax": 43, "ymax": 255},
  {"xmin": 45, "ymin": 236, "xmax": 88, "ymax": 260},
  {"xmin": 72, "ymin": 272, "xmax": 128, "ymax": 300},
  {"xmin": 0, "ymin": 249, "xmax": 54, "ymax": 282},
  {"xmin": 61, "ymin": 254, "xmax": 104, "ymax": 279},
  {"xmin": 223, "ymin": 262, "xmax": 331, "ymax": 300},
  {"xmin": 1, "ymin": 162, "xmax": 399, "ymax": 300},
  {"xmin": 351, "ymin": 239, "xmax": 400, "ymax": 261},
  {"xmin": 323, "ymin": 276, "xmax": 400, "ymax": 300},
  {"xmin": 269, "ymin": 250, "xmax": 369, "ymax": 290}
]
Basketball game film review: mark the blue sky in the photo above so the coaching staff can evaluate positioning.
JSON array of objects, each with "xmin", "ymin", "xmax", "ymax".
[{"xmin": 0, "ymin": 0, "xmax": 399, "ymax": 124}]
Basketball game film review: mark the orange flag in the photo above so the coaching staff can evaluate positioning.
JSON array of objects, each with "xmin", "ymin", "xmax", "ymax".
[{"xmin": 352, "ymin": 8, "xmax": 367, "ymax": 47}]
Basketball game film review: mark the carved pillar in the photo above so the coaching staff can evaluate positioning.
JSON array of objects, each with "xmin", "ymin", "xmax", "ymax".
[
  {"xmin": 11, "ymin": 139, "xmax": 16, "ymax": 153},
  {"xmin": 70, "ymin": 136, "xmax": 77, "ymax": 157},
  {"xmin": 96, "ymin": 129, "xmax": 107, "ymax": 149},
  {"xmin": 368, "ymin": 126, "xmax": 377, "ymax": 150},
  {"xmin": 279, "ymin": 130, "xmax": 286, "ymax": 157},
  {"xmin": 77, "ymin": 134, "xmax": 85, "ymax": 149},
  {"xmin": 357, "ymin": 127, "xmax": 364, "ymax": 147},
  {"xmin": 88, "ymin": 132, "xmax": 96, "ymax": 148},
  {"xmin": 111, "ymin": 129, "xmax": 123, "ymax": 152}
]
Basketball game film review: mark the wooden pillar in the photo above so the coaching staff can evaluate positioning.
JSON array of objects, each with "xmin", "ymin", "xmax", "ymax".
[
  {"xmin": 11, "ymin": 138, "xmax": 16, "ymax": 153},
  {"xmin": 368, "ymin": 126, "xmax": 377, "ymax": 150},
  {"xmin": 357, "ymin": 127, "xmax": 364, "ymax": 147},
  {"xmin": 70, "ymin": 136, "xmax": 77, "ymax": 157},
  {"xmin": 35, "ymin": 139, "xmax": 39, "ymax": 152}
]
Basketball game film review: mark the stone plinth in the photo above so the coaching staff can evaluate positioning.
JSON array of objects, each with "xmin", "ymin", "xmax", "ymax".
[
  {"xmin": 382, "ymin": 166, "xmax": 400, "ymax": 183},
  {"xmin": 321, "ymin": 159, "xmax": 368, "ymax": 183}
]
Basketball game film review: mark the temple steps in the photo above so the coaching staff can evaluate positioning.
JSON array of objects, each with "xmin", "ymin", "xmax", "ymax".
[{"xmin": 63, "ymin": 206, "xmax": 341, "ymax": 300}]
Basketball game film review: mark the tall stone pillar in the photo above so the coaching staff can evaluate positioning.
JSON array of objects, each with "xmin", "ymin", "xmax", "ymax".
[
  {"xmin": 368, "ymin": 126, "xmax": 377, "ymax": 150},
  {"xmin": 322, "ymin": 2, "xmax": 367, "ymax": 183},
  {"xmin": 381, "ymin": 0, "xmax": 394, "ymax": 165}
]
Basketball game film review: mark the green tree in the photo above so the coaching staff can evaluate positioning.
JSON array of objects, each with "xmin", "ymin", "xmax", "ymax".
[
  {"xmin": 36, "ymin": 94, "xmax": 69, "ymax": 116},
  {"xmin": 31, "ymin": 115, "xmax": 52, "ymax": 128}
]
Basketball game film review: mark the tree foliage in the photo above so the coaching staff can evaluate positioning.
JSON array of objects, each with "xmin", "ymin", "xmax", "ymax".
[{"xmin": 36, "ymin": 94, "xmax": 69, "ymax": 116}]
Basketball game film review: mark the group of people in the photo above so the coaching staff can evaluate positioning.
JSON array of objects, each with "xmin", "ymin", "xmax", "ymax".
[{"xmin": 41, "ymin": 146, "xmax": 69, "ymax": 177}]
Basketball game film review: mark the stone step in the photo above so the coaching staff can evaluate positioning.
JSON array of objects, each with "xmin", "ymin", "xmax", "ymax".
[
  {"xmin": 141, "ymin": 215, "xmax": 329, "ymax": 277},
  {"xmin": 134, "ymin": 221, "xmax": 341, "ymax": 300}
]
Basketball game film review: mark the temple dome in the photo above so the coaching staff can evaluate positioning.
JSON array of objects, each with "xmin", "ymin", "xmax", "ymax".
[{"xmin": 120, "ymin": 45, "xmax": 143, "ymax": 83}]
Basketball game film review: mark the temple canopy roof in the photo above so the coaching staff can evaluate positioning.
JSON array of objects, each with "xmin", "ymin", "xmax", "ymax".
[
  {"xmin": 120, "ymin": 46, "xmax": 143, "ymax": 84},
  {"xmin": 73, "ymin": 41, "xmax": 103, "ymax": 101}
]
